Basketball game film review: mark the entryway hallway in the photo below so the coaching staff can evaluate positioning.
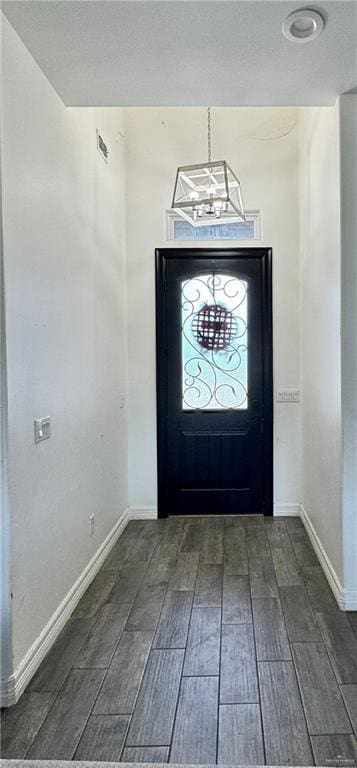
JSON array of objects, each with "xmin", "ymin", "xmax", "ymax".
[{"xmin": 2, "ymin": 516, "xmax": 357, "ymax": 765}]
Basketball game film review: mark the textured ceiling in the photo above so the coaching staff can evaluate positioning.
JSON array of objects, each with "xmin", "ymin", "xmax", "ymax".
[{"xmin": 2, "ymin": 0, "xmax": 357, "ymax": 106}]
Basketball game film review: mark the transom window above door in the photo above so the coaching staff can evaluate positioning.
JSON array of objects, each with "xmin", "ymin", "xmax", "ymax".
[{"xmin": 166, "ymin": 210, "xmax": 261, "ymax": 241}]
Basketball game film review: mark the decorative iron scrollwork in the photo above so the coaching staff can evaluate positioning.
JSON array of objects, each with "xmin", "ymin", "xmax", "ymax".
[{"xmin": 182, "ymin": 274, "xmax": 248, "ymax": 410}]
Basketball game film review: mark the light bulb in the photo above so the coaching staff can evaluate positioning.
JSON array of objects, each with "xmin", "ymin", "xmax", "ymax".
[{"xmin": 190, "ymin": 191, "xmax": 199, "ymax": 201}]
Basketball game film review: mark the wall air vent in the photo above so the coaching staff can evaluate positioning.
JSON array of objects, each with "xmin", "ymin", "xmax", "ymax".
[{"xmin": 96, "ymin": 130, "xmax": 109, "ymax": 163}]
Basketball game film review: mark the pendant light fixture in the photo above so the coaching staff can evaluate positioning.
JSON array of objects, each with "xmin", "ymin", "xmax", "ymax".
[{"xmin": 171, "ymin": 108, "xmax": 245, "ymax": 226}]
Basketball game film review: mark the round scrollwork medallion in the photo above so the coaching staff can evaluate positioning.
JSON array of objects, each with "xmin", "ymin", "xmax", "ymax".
[{"xmin": 192, "ymin": 303, "xmax": 238, "ymax": 351}]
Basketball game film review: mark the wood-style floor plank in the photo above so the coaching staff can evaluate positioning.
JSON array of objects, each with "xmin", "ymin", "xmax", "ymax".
[
  {"xmin": 193, "ymin": 564, "xmax": 222, "ymax": 607},
  {"xmin": 125, "ymin": 520, "xmax": 161, "ymax": 537},
  {"xmin": 223, "ymin": 524, "xmax": 248, "ymax": 575},
  {"xmin": 156, "ymin": 519, "xmax": 184, "ymax": 558},
  {"xmin": 311, "ymin": 734, "xmax": 357, "ymax": 767},
  {"xmin": 341, "ymin": 686, "xmax": 357, "ymax": 737},
  {"xmin": 222, "ymin": 574, "xmax": 252, "ymax": 624},
  {"xmin": 101, "ymin": 534, "xmax": 136, "ymax": 572},
  {"xmin": 252, "ymin": 598, "xmax": 291, "ymax": 661},
  {"xmin": 180, "ymin": 523, "xmax": 203, "ymax": 553},
  {"xmin": 289, "ymin": 530, "xmax": 318, "ymax": 566},
  {"xmin": 127, "ymin": 533, "xmax": 159, "ymax": 563},
  {"xmin": 201, "ymin": 519, "xmax": 224, "ymax": 565},
  {"xmin": 121, "ymin": 746, "xmax": 170, "ymax": 763},
  {"xmin": 0, "ymin": 692, "xmax": 56, "ymax": 758},
  {"xmin": 169, "ymin": 676, "xmax": 218, "ymax": 764},
  {"xmin": 246, "ymin": 526, "xmax": 270, "ymax": 558},
  {"xmin": 224, "ymin": 556, "xmax": 249, "ymax": 576},
  {"xmin": 125, "ymin": 585, "xmax": 166, "ymax": 631},
  {"xmin": 292, "ymin": 641, "xmax": 352, "ymax": 734},
  {"xmin": 227, "ymin": 515, "xmax": 264, "ymax": 526},
  {"xmin": 271, "ymin": 546, "xmax": 303, "ymax": 586},
  {"xmin": 249, "ymin": 557, "xmax": 278, "ymax": 598},
  {"xmin": 27, "ymin": 668, "xmax": 105, "ymax": 759},
  {"xmin": 168, "ymin": 553, "xmax": 199, "ymax": 590},
  {"xmin": 183, "ymin": 607, "xmax": 221, "ymax": 677},
  {"xmin": 302, "ymin": 565, "xmax": 340, "ymax": 613},
  {"xmin": 126, "ymin": 649, "xmax": 184, "ymax": 746},
  {"xmin": 153, "ymin": 590, "xmax": 193, "ymax": 649},
  {"xmin": 265, "ymin": 520, "xmax": 291, "ymax": 549},
  {"xmin": 258, "ymin": 661, "xmax": 314, "ymax": 765},
  {"xmin": 74, "ymin": 715, "xmax": 130, "ymax": 761},
  {"xmin": 279, "ymin": 585, "xmax": 321, "ymax": 642},
  {"xmin": 144, "ymin": 554, "xmax": 176, "ymax": 588},
  {"xmin": 348, "ymin": 612, "xmax": 357, "ymax": 636},
  {"xmin": 109, "ymin": 560, "xmax": 148, "ymax": 605},
  {"xmin": 72, "ymin": 572, "xmax": 117, "ymax": 618},
  {"xmin": 75, "ymin": 603, "xmax": 132, "ymax": 668},
  {"xmin": 28, "ymin": 617, "xmax": 94, "ymax": 691},
  {"xmin": 93, "ymin": 631, "xmax": 153, "ymax": 715},
  {"xmin": 284, "ymin": 517, "xmax": 305, "ymax": 533},
  {"xmin": 316, "ymin": 611, "xmax": 357, "ymax": 684},
  {"xmin": 220, "ymin": 623, "xmax": 259, "ymax": 703},
  {"xmin": 218, "ymin": 704, "xmax": 265, "ymax": 765}
]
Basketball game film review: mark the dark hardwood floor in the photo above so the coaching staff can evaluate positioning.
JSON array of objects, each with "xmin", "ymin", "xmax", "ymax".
[{"xmin": 2, "ymin": 515, "xmax": 357, "ymax": 765}]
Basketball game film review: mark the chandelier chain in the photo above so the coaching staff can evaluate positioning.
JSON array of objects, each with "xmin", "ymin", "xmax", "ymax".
[{"xmin": 207, "ymin": 107, "xmax": 212, "ymax": 164}]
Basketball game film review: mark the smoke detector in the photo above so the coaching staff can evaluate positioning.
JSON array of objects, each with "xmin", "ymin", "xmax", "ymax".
[{"xmin": 282, "ymin": 8, "xmax": 325, "ymax": 43}]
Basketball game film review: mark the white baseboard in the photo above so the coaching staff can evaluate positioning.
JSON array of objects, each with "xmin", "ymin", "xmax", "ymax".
[
  {"xmin": 273, "ymin": 503, "xmax": 301, "ymax": 517},
  {"xmin": 300, "ymin": 504, "xmax": 357, "ymax": 611},
  {"xmin": 130, "ymin": 506, "xmax": 302, "ymax": 520},
  {"xmin": 130, "ymin": 505, "xmax": 302, "ymax": 519},
  {"xmin": 128, "ymin": 506, "xmax": 157, "ymax": 520},
  {"xmin": 300, "ymin": 503, "xmax": 342, "ymax": 606},
  {"xmin": 1, "ymin": 508, "xmax": 130, "ymax": 707},
  {"xmin": 129, "ymin": 505, "xmax": 303, "ymax": 520}
]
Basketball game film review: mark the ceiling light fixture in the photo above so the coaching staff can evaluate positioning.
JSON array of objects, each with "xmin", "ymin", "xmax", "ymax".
[
  {"xmin": 171, "ymin": 108, "xmax": 245, "ymax": 227},
  {"xmin": 282, "ymin": 8, "xmax": 325, "ymax": 43}
]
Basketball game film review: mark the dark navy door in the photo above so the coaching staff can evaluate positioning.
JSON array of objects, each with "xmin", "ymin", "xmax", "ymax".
[{"xmin": 156, "ymin": 248, "xmax": 273, "ymax": 517}]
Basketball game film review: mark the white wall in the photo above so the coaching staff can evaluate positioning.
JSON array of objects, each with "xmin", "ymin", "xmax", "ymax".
[
  {"xmin": 340, "ymin": 95, "xmax": 357, "ymax": 605},
  {"xmin": 1, "ymin": 16, "xmax": 129, "ymax": 675},
  {"xmin": 125, "ymin": 107, "xmax": 301, "ymax": 511},
  {"xmin": 0, "ymin": 13, "xmax": 12, "ymax": 695},
  {"xmin": 299, "ymin": 105, "xmax": 343, "ymax": 584}
]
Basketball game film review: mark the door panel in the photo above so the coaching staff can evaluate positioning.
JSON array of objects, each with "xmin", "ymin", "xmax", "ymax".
[
  {"xmin": 156, "ymin": 248, "xmax": 273, "ymax": 517},
  {"xmin": 180, "ymin": 431, "xmax": 250, "ymax": 490}
]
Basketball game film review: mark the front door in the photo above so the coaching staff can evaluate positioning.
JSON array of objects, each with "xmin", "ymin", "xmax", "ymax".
[{"xmin": 156, "ymin": 248, "xmax": 273, "ymax": 517}]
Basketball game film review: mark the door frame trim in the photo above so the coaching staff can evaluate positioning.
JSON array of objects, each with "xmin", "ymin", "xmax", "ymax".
[{"xmin": 155, "ymin": 247, "xmax": 273, "ymax": 519}]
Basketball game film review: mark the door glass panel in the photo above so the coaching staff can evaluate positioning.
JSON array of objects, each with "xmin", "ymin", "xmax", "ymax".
[{"xmin": 182, "ymin": 273, "xmax": 248, "ymax": 410}]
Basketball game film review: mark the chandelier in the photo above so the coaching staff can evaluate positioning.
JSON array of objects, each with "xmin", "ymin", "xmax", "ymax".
[{"xmin": 171, "ymin": 108, "xmax": 245, "ymax": 226}]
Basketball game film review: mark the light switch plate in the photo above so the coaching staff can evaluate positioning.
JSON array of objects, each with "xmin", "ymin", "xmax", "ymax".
[
  {"xmin": 276, "ymin": 389, "xmax": 300, "ymax": 402},
  {"xmin": 34, "ymin": 417, "xmax": 51, "ymax": 443}
]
